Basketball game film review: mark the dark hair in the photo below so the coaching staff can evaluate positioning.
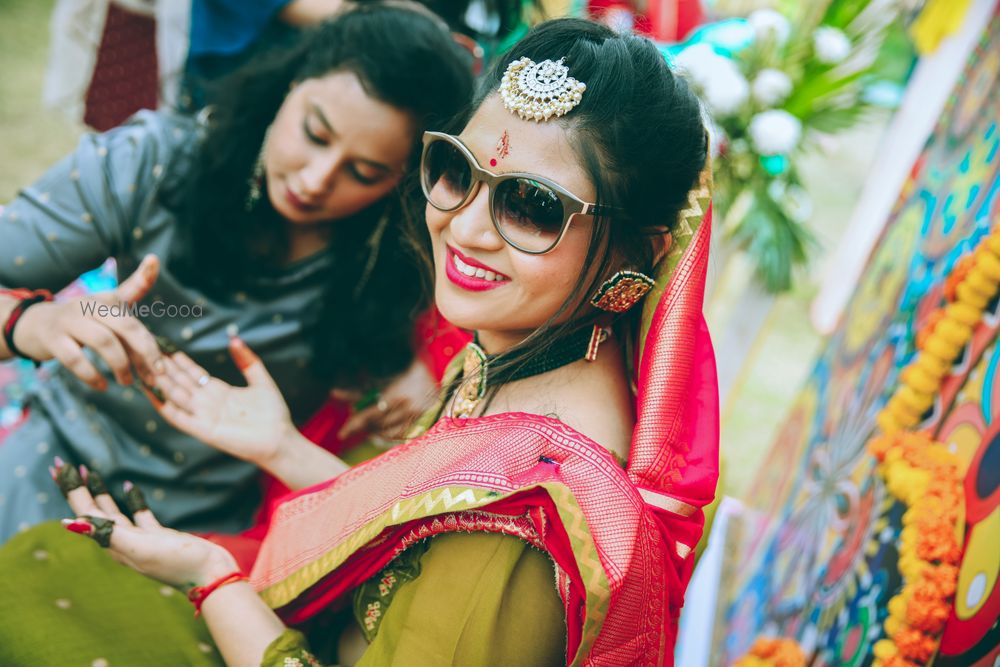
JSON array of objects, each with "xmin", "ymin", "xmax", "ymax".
[
  {"xmin": 167, "ymin": 3, "xmax": 473, "ymax": 389},
  {"xmin": 440, "ymin": 18, "xmax": 707, "ymax": 390}
]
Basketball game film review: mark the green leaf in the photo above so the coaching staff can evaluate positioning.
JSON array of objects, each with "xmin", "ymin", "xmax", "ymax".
[
  {"xmin": 822, "ymin": 0, "xmax": 872, "ymax": 29},
  {"xmin": 805, "ymin": 103, "xmax": 869, "ymax": 132},
  {"xmin": 784, "ymin": 67, "xmax": 871, "ymax": 117},
  {"xmin": 726, "ymin": 190, "xmax": 816, "ymax": 293}
]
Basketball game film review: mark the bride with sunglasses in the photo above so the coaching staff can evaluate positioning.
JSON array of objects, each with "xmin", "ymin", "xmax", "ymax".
[{"xmin": 0, "ymin": 17, "xmax": 717, "ymax": 667}]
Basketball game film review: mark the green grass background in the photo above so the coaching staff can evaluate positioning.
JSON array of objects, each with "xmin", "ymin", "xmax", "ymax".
[{"xmin": 0, "ymin": 0, "xmax": 81, "ymax": 203}]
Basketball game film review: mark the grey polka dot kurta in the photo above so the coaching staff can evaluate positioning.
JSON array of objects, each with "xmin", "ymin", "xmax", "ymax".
[{"xmin": 0, "ymin": 111, "xmax": 333, "ymax": 542}]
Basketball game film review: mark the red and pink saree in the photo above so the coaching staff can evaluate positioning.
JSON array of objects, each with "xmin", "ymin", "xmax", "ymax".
[{"xmin": 249, "ymin": 175, "xmax": 719, "ymax": 666}]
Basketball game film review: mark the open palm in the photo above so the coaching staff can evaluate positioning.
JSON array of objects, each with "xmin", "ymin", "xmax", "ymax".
[{"xmin": 151, "ymin": 339, "xmax": 295, "ymax": 466}]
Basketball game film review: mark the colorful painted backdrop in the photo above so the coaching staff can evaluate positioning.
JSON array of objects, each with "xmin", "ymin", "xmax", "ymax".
[{"xmin": 718, "ymin": 14, "xmax": 998, "ymax": 667}]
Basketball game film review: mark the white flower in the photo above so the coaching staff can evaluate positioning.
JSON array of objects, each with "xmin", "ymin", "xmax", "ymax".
[
  {"xmin": 673, "ymin": 44, "xmax": 723, "ymax": 85},
  {"xmin": 675, "ymin": 44, "xmax": 749, "ymax": 117},
  {"xmin": 813, "ymin": 26, "xmax": 851, "ymax": 64},
  {"xmin": 752, "ymin": 68, "xmax": 793, "ymax": 106},
  {"xmin": 702, "ymin": 69, "xmax": 750, "ymax": 116},
  {"xmin": 749, "ymin": 109, "xmax": 802, "ymax": 155},
  {"xmin": 748, "ymin": 9, "xmax": 790, "ymax": 45}
]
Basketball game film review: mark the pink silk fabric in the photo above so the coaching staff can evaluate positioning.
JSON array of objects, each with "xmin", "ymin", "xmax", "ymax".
[
  {"xmin": 200, "ymin": 309, "xmax": 471, "ymax": 571},
  {"xmin": 247, "ymin": 208, "xmax": 719, "ymax": 665}
]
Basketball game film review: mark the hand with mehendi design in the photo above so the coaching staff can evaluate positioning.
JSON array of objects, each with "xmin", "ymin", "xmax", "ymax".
[
  {"xmin": 147, "ymin": 337, "xmax": 352, "ymax": 490},
  {"xmin": 52, "ymin": 460, "xmax": 237, "ymax": 590},
  {"xmin": 148, "ymin": 337, "xmax": 298, "ymax": 468},
  {"xmin": 10, "ymin": 255, "xmax": 166, "ymax": 390}
]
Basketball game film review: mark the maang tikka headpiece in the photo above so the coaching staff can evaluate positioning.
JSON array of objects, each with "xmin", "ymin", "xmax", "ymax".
[{"xmin": 499, "ymin": 57, "xmax": 586, "ymax": 122}]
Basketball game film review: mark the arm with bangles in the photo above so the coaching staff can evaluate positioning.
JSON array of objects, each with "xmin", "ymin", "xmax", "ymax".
[
  {"xmin": 1, "ymin": 257, "xmax": 166, "ymax": 390},
  {"xmin": 56, "ymin": 470, "xmax": 304, "ymax": 666},
  {"xmin": 201, "ymin": 574, "xmax": 297, "ymax": 667},
  {"xmin": 0, "ymin": 293, "xmax": 26, "ymax": 359},
  {"xmin": 0, "ymin": 114, "xmax": 194, "ymax": 389}
]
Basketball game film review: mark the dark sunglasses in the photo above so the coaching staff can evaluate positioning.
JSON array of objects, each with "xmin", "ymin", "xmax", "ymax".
[{"xmin": 420, "ymin": 131, "xmax": 619, "ymax": 254}]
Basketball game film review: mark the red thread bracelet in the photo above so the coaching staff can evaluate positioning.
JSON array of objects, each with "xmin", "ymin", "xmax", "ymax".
[
  {"xmin": 2, "ymin": 288, "xmax": 53, "ymax": 366},
  {"xmin": 187, "ymin": 571, "xmax": 247, "ymax": 616}
]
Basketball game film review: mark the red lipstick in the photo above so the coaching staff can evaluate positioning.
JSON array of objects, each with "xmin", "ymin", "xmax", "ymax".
[{"xmin": 445, "ymin": 246, "xmax": 509, "ymax": 292}]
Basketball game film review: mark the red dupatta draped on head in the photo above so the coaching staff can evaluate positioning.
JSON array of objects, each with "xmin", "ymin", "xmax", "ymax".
[{"xmin": 248, "ymin": 172, "xmax": 719, "ymax": 666}]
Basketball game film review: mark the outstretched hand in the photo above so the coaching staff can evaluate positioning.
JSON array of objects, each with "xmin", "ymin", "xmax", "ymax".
[
  {"xmin": 148, "ymin": 337, "xmax": 296, "ymax": 467},
  {"xmin": 52, "ymin": 462, "xmax": 237, "ymax": 590}
]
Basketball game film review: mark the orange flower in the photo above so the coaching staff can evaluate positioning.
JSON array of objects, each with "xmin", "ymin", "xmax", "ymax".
[
  {"xmin": 906, "ymin": 596, "xmax": 951, "ymax": 633},
  {"xmin": 883, "ymin": 655, "xmax": 921, "ymax": 667},
  {"xmin": 859, "ymin": 234, "xmax": 993, "ymax": 667},
  {"xmin": 924, "ymin": 563, "xmax": 959, "ymax": 588},
  {"xmin": 915, "ymin": 308, "xmax": 946, "ymax": 349},
  {"xmin": 868, "ymin": 434, "xmax": 893, "ymax": 462},
  {"xmin": 893, "ymin": 628, "xmax": 938, "ymax": 662},
  {"xmin": 735, "ymin": 638, "xmax": 806, "ymax": 667},
  {"xmin": 943, "ymin": 254, "xmax": 974, "ymax": 301},
  {"xmin": 915, "ymin": 523, "xmax": 962, "ymax": 564}
]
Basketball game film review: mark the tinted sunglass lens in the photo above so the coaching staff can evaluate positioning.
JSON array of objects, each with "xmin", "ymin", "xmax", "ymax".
[
  {"xmin": 494, "ymin": 178, "xmax": 565, "ymax": 251},
  {"xmin": 422, "ymin": 140, "xmax": 473, "ymax": 209}
]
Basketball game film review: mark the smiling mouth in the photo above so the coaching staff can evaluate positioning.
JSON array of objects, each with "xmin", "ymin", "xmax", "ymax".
[
  {"xmin": 451, "ymin": 251, "xmax": 510, "ymax": 282},
  {"xmin": 445, "ymin": 246, "xmax": 511, "ymax": 292}
]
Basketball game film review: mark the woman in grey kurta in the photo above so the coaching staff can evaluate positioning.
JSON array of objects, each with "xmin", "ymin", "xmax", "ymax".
[{"xmin": 0, "ymin": 5, "xmax": 473, "ymax": 542}]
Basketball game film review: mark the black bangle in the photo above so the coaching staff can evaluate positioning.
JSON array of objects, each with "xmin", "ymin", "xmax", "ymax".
[{"xmin": 3, "ymin": 294, "xmax": 50, "ymax": 367}]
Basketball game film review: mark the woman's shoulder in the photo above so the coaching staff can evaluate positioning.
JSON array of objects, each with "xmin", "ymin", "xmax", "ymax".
[{"xmin": 108, "ymin": 108, "xmax": 206, "ymax": 178}]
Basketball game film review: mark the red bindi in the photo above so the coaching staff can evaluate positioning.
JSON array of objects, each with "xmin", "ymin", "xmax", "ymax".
[{"xmin": 489, "ymin": 158, "xmax": 497, "ymax": 167}]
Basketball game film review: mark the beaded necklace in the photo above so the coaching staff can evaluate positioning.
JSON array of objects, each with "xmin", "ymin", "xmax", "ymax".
[{"xmin": 450, "ymin": 325, "xmax": 605, "ymax": 418}]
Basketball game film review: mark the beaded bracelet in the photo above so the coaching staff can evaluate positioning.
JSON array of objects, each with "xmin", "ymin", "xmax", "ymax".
[
  {"xmin": 187, "ymin": 571, "xmax": 248, "ymax": 616},
  {"xmin": 1, "ymin": 288, "xmax": 53, "ymax": 366}
]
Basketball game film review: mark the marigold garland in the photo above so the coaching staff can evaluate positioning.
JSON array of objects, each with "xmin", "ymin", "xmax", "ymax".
[
  {"xmin": 733, "ymin": 637, "xmax": 807, "ymax": 667},
  {"xmin": 877, "ymin": 225, "xmax": 1000, "ymax": 435},
  {"xmin": 867, "ymin": 226, "xmax": 997, "ymax": 666},
  {"xmin": 868, "ymin": 431, "xmax": 963, "ymax": 666},
  {"xmin": 733, "ymin": 227, "xmax": 996, "ymax": 667}
]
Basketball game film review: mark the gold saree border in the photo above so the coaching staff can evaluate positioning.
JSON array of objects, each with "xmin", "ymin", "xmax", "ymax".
[{"xmin": 257, "ymin": 482, "xmax": 611, "ymax": 667}]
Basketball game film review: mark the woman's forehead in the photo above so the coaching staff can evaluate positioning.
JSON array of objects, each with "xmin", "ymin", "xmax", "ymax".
[
  {"xmin": 298, "ymin": 71, "xmax": 415, "ymax": 164},
  {"xmin": 460, "ymin": 95, "xmax": 595, "ymax": 199}
]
